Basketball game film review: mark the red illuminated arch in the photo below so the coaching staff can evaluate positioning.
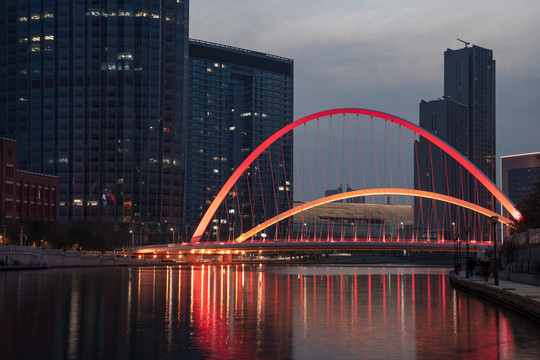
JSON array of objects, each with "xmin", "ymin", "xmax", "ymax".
[
  {"xmin": 234, "ymin": 188, "xmax": 515, "ymax": 243},
  {"xmin": 191, "ymin": 109, "xmax": 521, "ymax": 242}
]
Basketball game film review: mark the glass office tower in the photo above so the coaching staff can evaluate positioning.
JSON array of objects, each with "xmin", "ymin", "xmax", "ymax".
[
  {"xmin": 0, "ymin": 1, "xmax": 188, "ymax": 229},
  {"xmin": 444, "ymin": 45, "xmax": 496, "ymax": 211},
  {"xmin": 186, "ymin": 39, "xmax": 293, "ymax": 241},
  {"xmin": 414, "ymin": 44, "xmax": 496, "ymax": 241}
]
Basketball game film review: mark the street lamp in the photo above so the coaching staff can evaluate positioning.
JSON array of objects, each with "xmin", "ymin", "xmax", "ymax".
[
  {"xmin": 490, "ymin": 216, "xmax": 499, "ymax": 286},
  {"xmin": 170, "ymin": 227, "xmax": 175, "ymax": 244},
  {"xmin": 130, "ymin": 229, "xmax": 134, "ymax": 248},
  {"xmin": 464, "ymin": 226, "xmax": 470, "ymax": 279},
  {"xmin": 455, "ymin": 234, "xmax": 461, "ymax": 274},
  {"xmin": 19, "ymin": 226, "xmax": 24, "ymax": 247},
  {"xmin": 400, "ymin": 221, "xmax": 404, "ymax": 241},
  {"xmin": 453, "ymin": 234, "xmax": 458, "ymax": 274}
]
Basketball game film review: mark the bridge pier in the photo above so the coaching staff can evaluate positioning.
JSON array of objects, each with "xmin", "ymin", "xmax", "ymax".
[{"xmin": 222, "ymin": 253, "xmax": 233, "ymax": 263}]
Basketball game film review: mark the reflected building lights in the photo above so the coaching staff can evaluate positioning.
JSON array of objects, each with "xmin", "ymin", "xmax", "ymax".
[
  {"xmin": 2, "ymin": 266, "xmax": 538, "ymax": 359},
  {"xmin": 67, "ymin": 277, "xmax": 80, "ymax": 359}
]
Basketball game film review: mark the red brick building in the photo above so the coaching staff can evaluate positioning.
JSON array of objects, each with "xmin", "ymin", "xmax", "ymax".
[{"xmin": 0, "ymin": 138, "xmax": 58, "ymax": 222}]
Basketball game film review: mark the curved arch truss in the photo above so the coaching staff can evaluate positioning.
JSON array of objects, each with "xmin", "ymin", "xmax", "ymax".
[
  {"xmin": 234, "ymin": 188, "xmax": 515, "ymax": 243},
  {"xmin": 191, "ymin": 108, "xmax": 521, "ymax": 243}
]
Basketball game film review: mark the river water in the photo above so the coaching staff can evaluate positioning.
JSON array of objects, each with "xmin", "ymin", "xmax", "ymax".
[{"xmin": 1, "ymin": 265, "xmax": 540, "ymax": 359}]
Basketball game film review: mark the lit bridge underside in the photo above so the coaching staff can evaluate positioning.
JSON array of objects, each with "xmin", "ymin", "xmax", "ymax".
[{"xmin": 234, "ymin": 188, "xmax": 515, "ymax": 243}]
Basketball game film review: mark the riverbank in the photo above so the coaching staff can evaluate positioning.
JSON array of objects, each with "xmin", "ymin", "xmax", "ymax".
[
  {"xmin": 449, "ymin": 271, "xmax": 540, "ymax": 322},
  {"xmin": 2, "ymin": 245, "xmax": 456, "ymax": 270},
  {"xmin": 0, "ymin": 245, "xmax": 161, "ymax": 270}
]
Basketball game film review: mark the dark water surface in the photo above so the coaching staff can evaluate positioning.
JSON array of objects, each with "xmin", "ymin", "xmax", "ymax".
[{"xmin": 1, "ymin": 265, "xmax": 540, "ymax": 359}]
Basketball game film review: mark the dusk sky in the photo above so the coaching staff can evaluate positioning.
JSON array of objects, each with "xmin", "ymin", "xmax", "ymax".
[{"xmin": 190, "ymin": 0, "xmax": 540, "ymax": 163}]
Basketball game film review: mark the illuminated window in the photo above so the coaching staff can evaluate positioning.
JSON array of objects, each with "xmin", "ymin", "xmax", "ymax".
[{"xmin": 117, "ymin": 53, "xmax": 133, "ymax": 60}]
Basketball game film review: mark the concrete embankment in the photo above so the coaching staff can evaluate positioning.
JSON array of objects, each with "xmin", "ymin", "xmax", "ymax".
[
  {"xmin": 449, "ymin": 272, "xmax": 540, "ymax": 322},
  {"xmin": 0, "ymin": 245, "xmax": 161, "ymax": 270}
]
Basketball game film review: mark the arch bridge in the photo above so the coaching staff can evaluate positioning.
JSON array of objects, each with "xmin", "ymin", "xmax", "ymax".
[{"xmin": 186, "ymin": 108, "xmax": 520, "ymax": 250}]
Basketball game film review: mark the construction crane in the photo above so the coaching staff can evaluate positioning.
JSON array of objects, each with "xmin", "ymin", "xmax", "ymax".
[{"xmin": 457, "ymin": 38, "xmax": 470, "ymax": 47}]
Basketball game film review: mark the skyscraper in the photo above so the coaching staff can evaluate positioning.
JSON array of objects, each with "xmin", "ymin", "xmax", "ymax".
[
  {"xmin": 444, "ymin": 45, "xmax": 496, "ymax": 210},
  {"xmin": 0, "ymin": 1, "xmax": 188, "ymax": 229},
  {"xmin": 414, "ymin": 99, "xmax": 468, "ymax": 239},
  {"xmin": 415, "ymin": 44, "xmax": 496, "ymax": 240},
  {"xmin": 186, "ymin": 39, "xmax": 293, "ymax": 241}
]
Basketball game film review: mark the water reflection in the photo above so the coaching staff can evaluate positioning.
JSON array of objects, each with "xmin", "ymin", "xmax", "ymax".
[{"xmin": 1, "ymin": 266, "xmax": 540, "ymax": 359}]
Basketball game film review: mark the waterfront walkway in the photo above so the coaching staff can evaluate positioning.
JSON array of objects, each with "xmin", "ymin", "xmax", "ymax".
[{"xmin": 449, "ymin": 272, "xmax": 540, "ymax": 322}]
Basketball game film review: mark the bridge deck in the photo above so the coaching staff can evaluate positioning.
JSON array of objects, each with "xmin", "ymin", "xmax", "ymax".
[{"xmin": 134, "ymin": 240, "xmax": 491, "ymax": 254}]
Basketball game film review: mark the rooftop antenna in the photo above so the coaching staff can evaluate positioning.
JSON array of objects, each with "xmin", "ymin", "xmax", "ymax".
[{"xmin": 457, "ymin": 38, "xmax": 470, "ymax": 48}]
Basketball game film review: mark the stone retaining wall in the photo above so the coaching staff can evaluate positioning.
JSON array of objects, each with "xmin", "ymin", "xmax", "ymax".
[
  {"xmin": 449, "ymin": 273, "xmax": 540, "ymax": 322},
  {"xmin": 0, "ymin": 246, "xmax": 160, "ymax": 269},
  {"xmin": 0, "ymin": 245, "xmax": 47, "ymax": 267}
]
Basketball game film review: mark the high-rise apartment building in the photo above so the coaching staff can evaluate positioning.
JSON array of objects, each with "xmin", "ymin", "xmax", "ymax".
[
  {"xmin": 415, "ymin": 44, "xmax": 496, "ymax": 240},
  {"xmin": 186, "ymin": 39, "xmax": 293, "ymax": 241},
  {"xmin": 0, "ymin": 1, "xmax": 188, "ymax": 229},
  {"xmin": 444, "ymin": 45, "xmax": 496, "ymax": 209}
]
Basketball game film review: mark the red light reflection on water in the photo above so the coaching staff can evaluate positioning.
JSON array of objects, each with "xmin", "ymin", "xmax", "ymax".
[{"xmin": 1, "ymin": 266, "xmax": 540, "ymax": 359}]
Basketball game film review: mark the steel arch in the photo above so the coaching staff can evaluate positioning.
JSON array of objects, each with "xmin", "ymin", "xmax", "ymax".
[
  {"xmin": 191, "ymin": 108, "xmax": 521, "ymax": 242},
  {"xmin": 234, "ymin": 188, "xmax": 515, "ymax": 243}
]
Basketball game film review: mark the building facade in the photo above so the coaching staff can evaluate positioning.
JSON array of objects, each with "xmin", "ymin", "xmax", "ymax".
[
  {"xmin": 0, "ymin": 1, "xmax": 188, "ymax": 230},
  {"xmin": 0, "ymin": 138, "xmax": 58, "ymax": 223},
  {"xmin": 292, "ymin": 202, "xmax": 413, "ymax": 241},
  {"xmin": 186, "ymin": 39, "xmax": 293, "ymax": 241},
  {"xmin": 501, "ymin": 152, "xmax": 540, "ymax": 210}
]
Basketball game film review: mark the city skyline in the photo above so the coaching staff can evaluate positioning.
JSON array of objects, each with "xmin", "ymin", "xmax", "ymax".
[{"xmin": 190, "ymin": 0, "xmax": 540, "ymax": 161}]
